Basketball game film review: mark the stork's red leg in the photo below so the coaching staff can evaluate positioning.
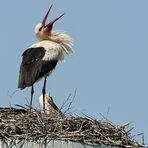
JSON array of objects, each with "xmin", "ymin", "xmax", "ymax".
[
  {"xmin": 30, "ymin": 85, "xmax": 34, "ymax": 112},
  {"xmin": 42, "ymin": 77, "xmax": 47, "ymax": 112}
]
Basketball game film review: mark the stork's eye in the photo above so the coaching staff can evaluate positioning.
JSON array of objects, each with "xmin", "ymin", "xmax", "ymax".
[{"xmin": 39, "ymin": 26, "xmax": 44, "ymax": 31}]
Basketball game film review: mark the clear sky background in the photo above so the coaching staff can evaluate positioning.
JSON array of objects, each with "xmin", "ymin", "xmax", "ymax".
[{"xmin": 0, "ymin": 0, "xmax": 148, "ymax": 145}]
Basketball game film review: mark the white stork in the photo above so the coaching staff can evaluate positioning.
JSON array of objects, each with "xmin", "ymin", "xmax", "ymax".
[
  {"xmin": 39, "ymin": 93, "xmax": 63, "ymax": 116},
  {"xmin": 18, "ymin": 5, "xmax": 73, "ymax": 112}
]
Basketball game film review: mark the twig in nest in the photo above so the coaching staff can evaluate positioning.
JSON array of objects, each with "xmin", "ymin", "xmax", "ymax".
[
  {"xmin": 137, "ymin": 133, "xmax": 145, "ymax": 146},
  {"xmin": 99, "ymin": 112, "xmax": 113, "ymax": 124},
  {"xmin": 60, "ymin": 93, "xmax": 72, "ymax": 111},
  {"xmin": 126, "ymin": 127, "xmax": 134, "ymax": 135},
  {"xmin": 15, "ymin": 104, "xmax": 27, "ymax": 110},
  {"xmin": 60, "ymin": 89, "xmax": 77, "ymax": 114},
  {"xmin": 7, "ymin": 90, "xmax": 19, "ymax": 108}
]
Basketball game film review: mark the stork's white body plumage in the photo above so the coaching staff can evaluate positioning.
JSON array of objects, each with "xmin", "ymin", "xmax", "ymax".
[{"xmin": 18, "ymin": 6, "xmax": 74, "ymax": 112}]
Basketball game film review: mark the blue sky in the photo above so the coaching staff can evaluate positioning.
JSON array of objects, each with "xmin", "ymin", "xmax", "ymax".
[{"xmin": 0, "ymin": 0, "xmax": 148, "ymax": 145}]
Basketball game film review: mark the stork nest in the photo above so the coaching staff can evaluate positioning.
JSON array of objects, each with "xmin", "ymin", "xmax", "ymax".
[{"xmin": 0, "ymin": 108, "xmax": 146, "ymax": 148}]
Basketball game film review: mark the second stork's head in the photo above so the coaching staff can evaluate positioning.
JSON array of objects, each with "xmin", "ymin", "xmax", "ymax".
[{"xmin": 35, "ymin": 5, "xmax": 64, "ymax": 41}]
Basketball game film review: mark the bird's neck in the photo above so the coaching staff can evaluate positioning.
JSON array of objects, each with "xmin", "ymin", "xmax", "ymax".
[
  {"xmin": 37, "ymin": 30, "xmax": 74, "ymax": 55},
  {"xmin": 49, "ymin": 31, "xmax": 72, "ymax": 44}
]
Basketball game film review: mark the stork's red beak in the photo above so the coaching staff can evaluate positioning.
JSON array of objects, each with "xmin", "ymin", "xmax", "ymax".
[{"xmin": 42, "ymin": 5, "xmax": 64, "ymax": 32}]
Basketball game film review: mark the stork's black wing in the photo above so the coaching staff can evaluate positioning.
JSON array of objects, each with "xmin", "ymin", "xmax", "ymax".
[
  {"xmin": 18, "ymin": 47, "xmax": 57, "ymax": 90},
  {"xmin": 22, "ymin": 47, "xmax": 45, "ymax": 65}
]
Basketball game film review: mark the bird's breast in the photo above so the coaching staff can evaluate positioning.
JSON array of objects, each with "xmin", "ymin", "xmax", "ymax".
[{"xmin": 29, "ymin": 40, "xmax": 65, "ymax": 61}]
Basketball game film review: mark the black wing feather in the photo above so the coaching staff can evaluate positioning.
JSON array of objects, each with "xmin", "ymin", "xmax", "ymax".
[
  {"xmin": 18, "ymin": 47, "xmax": 58, "ymax": 90},
  {"xmin": 22, "ymin": 47, "xmax": 45, "ymax": 65}
]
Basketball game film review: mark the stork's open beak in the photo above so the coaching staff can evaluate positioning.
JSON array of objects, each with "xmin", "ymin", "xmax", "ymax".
[{"xmin": 42, "ymin": 5, "xmax": 64, "ymax": 32}]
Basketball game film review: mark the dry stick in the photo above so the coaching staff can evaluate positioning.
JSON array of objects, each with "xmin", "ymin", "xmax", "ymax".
[
  {"xmin": 64, "ymin": 89, "xmax": 77, "ymax": 114},
  {"xmin": 126, "ymin": 127, "xmax": 134, "ymax": 135},
  {"xmin": 15, "ymin": 104, "xmax": 27, "ymax": 110},
  {"xmin": 121, "ymin": 122, "xmax": 131, "ymax": 129},
  {"xmin": 137, "ymin": 133, "xmax": 145, "ymax": 146},
  {"xmin": 7, "ymin": 90, "xmax": 19, "ymax": 108},
  {"xmin": 68, "ymin": 89, "xmax": 77, "ymax": 109},
  {"xmin": 60, "ymin": 93, "xmax": 72, "ymax": 110},
  {"xmin": 99, "ymin": 112, "xmax": 113, "ymax": 124},
  {"xmin": 34, "ymin": 111, "xmax": 45, "ymax": 127},
  {"xmin": 81, "ymin": 112, "xmax": 100, "ymax": 126}
]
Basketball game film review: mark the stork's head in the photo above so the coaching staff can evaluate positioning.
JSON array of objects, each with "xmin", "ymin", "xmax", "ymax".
[
  {"xmin": 35, "ymin": 5, "xmax": 64, "ymax": 41},
  {"xmin": 39, "ymin": 93, "xmax": 63, "ymax": 116}
]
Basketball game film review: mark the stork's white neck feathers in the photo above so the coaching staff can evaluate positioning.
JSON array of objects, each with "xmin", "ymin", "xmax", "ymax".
[
  {"xmin": 50, "ymin": 30, "xmax": 73, "ymax": 54},
  {"xmin": 34, "ymin": 23, "xmax": 74, "ymax": 56}
]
